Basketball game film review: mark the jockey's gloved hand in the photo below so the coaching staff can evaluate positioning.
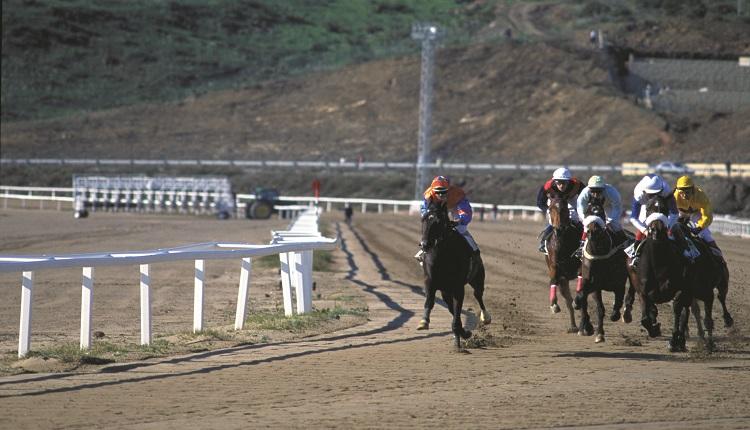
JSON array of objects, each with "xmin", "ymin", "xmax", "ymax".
[
  {"xmin": 448, "ymin": 220, "xmax": 459, "ymax": 229},
  {"xmin": 691, "ymin": 226, "xmax": 703, "ymax": 235}
]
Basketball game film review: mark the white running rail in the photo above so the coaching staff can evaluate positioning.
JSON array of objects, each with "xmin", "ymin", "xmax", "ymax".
[{"xmin": 0, "ymin": 208, "xmax": 337, "ymax": 358}]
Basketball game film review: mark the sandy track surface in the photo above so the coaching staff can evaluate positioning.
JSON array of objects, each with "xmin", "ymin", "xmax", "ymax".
[{"xmin": 1, "ymin": 210, "xmax": 749, "ymax": 429}]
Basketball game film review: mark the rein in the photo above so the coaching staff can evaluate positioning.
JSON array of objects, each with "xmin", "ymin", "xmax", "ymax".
[{"xmin": 583, "ymin": 241, "xmax": 624, "ymax": 260}]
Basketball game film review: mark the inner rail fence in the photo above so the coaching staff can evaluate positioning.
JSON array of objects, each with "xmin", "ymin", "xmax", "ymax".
[
  {"xmin": 0, "ymin": 207, "xmax": 337, "ymax": 358},
  {"xmin": 3, "ymin": 185, "xmax": 749, "ymax": 238},
  {"xmin": 2, "ymin": 158, "xmax": 749, "ymax": 178}
]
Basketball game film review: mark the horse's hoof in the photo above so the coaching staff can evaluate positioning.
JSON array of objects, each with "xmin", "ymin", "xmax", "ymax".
[
  {"xmin": 417, "ymin": 320, "xmax": 429, "ymax": 330},
  {"xmin": 480, "ymin": 310, "xmax": 491, "ymax": 325},
  {"xmin": 724, "ymin": 314, "xmax": 734, "ymax": 328},
  {"xmin": 567, "ymin": 326, "xmax": 578, "ymax": 334},
  {"xmin": 668, "ymin": 339, "xmax": 687, "ymax": 353},
  {"xmin": 622, "ymin": 310, "xmax": 633, "ymax": 324},
  {"xmin": 610, "ymin": 310, "xmax": 621, "ymax": 322},
  {"xmin": 550, "ymin": 303, "xmax": 561, "ymax": 314},
  {"xmin": 595, "ymin": 334, "xmax": 605, "ymax": 343}
]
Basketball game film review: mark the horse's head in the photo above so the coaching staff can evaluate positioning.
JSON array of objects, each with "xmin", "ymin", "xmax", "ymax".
[
  {"xmin": 548, "ymin": 196, "xmax": 570, "ymax": 229},
  {"xmin": 645, "ymin": 212, "xmax": 669, "ymax": 241},
  {"xmin": 583, "ymin": 215, "xmax": 611, "ymax": 256},
  {"xmin": 421, "ymin": 199, "xmax": 451, "ymax": 249},
  {"xmin": 645, "ymin": 193, "xmax": 668, "ymax": 218}
]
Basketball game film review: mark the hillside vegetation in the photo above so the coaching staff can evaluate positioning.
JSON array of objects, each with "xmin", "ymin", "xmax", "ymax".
[{"xmin": 1, "ymin": 0, "xmax": 494, "ymax": 121}]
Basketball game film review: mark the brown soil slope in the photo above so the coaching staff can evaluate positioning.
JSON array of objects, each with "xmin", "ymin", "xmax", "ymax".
[{"xmin": 2, "ymin": 39, "xmax": 748, "ymax": 165}]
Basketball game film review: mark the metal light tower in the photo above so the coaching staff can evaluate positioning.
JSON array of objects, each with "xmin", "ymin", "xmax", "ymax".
[{"xmin": 411, "ymin": 23, "xmax": 441, "ymax": 200}]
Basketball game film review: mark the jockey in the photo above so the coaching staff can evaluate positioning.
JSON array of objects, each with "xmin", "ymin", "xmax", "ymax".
[
  {"xmin": 627, "ymin": 174, "xmax": 679, "ymax": 266},
  {"xmin": 629, "ymin": 174, "xmax": 678, "ymax": 240},
  {"xmin": 416, "ymin": 176, "xmax": 481, "ymax": 275},
  {"xmin": 536, "ymin": 167, "xmax": 584, "ymax": 252},
  {"xmin": 574, "ymin": 175, "xmax": 624, "ymax": 295},
  {"xmin": 577, "ymin": 175, "xmax": 625, "ymax": 242},
  {"xmin": 674, "ymin": 175, "xmax": 723, "ymax": 260}
]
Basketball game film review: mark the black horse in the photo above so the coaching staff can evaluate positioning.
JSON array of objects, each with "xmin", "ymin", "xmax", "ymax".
[
  {"xmin": 637, "ymin": 195, "xmax": 731, "ymax": 351},
  {"xmin": 418, "ymin": 199, "xmax": 490, "ymax": 351},
  {"xmin": 670, "ymin": 218, "xmax": 733, "ymax": 347},
  {"xmin": 575, "ymin": 207, "xmax": 631, "ymax": 343},
  {"xmin": 638, "ymin": 212, "xmax": 693, "ymax": 351},
  {"xmin": 543, "ymin": 196, "xmax": 580, "ymax": 332}
]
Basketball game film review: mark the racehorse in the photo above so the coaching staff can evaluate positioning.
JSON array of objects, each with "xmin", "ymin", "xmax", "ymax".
[
  {"xmin": 543, "ymin": 196, "xmax": 580, "ymax": 333},
  {"xmin": 638, "ymin": 212, "xmax": 693, "ymax": 351},
  {"xmin": 575, "ymin": 213, "xmax": 630, "ymax": 343},
  {"xmin": 638, "ymin": 195, "xmax": 731, "ymax": 351},
  {"xmin": 670, "ymin": 218, "xmax": 733, "ymax": 347},
  {"xmin": 418, "ymin": 199, "xmax": 490, "ymax": 351}
]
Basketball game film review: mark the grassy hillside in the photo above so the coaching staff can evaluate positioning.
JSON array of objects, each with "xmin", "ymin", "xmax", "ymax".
[{"xmin": 1, "ymin": 0, "xmax": 495, "ymax": 121}]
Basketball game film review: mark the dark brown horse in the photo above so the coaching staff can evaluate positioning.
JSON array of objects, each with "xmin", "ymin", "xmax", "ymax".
[
  {"xmin": 544, "ymin": 197, "xmax": 580, "ymax": 332},
  {"xmin": 575, "ymin": 215, "xmax": 630, "ymax": 343},
  {"xmin": 418, "ymin": 199, "xmax": 490, "ymax": 351},
  {"xmin": 638, "ymin": 213, "xmax": 693, "ymax": 352}
]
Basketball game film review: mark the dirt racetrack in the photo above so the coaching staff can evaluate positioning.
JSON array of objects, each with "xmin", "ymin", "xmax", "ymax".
[{"xmin": 1, "ymin": 209, "xmax": 749, "ymax": 429}]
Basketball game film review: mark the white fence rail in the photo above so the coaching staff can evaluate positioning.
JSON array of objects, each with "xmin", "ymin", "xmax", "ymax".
[
  {"xmin": 3, "ymin": 185, "xmax": 749, "ymax": 238},
  {"xmin": 3, "ymin": 158, "xmax": 749, "ymax": 177},
  {"xmin": 0, "ymin": 208, "xmax": 336, "ymax": 358}
]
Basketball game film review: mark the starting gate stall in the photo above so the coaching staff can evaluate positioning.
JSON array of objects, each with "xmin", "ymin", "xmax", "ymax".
[{"xmin": 73, "ymin": 175, "xmax": 235, "ymax": 218}]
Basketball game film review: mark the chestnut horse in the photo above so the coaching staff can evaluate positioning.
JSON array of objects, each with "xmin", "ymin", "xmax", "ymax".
[{"xmin": 544, "ymin": 197, "xmax": 580, "ymax": 332}]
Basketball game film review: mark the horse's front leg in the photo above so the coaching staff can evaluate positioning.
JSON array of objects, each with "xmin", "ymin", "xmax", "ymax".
[
  {"xmin": 558, "ymin": 279, "xmax": 578, "ymax": 333},
  {"xmin": 638, "ymin": 290, "xmax": 661, "ymax": 338},
  {"xmin": 611, "ymin": 284, "xmax": 624, "ymax": 322},
  {"xmin": 594, "ymin": 290, "xmax": 605, "ymax": 343},
  {"xmin": 702, "ymin": 295, "xmax": 715, "ymax": 351},
  {"xmin": 689, "ymin": 299, "xmax": 705, "ymax": 340},
  {"xmin": 578, "ymin": 289, "xmax": 593, "ymax": 337},
  {"xmin": 669, "ymin": 293, "xmax": 689, "ymax": 352},
  {"xmin": 623, "ymin": 265, "xmax": 638, "ymax": 323},
  {"xmin": 451, "ymin": 287, "xmax": 470, "ymax": 351},
  {"xmin": 418, "ymin": 280, "xmax": 436, "ymax": 330}
]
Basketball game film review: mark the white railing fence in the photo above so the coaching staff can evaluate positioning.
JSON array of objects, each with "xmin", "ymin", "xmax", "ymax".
[
  {"xmin": 0, "ymin": 208, "xmax": 337, "ymax": 358},
  {"xmin": 3, "ymin": 185, "xmax": 749, "ymax": 238}
]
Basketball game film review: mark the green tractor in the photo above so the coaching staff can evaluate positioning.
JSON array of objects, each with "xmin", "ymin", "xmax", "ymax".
[{"xmin": 245, "ymin": 187, "xmax": 280, "ymax": 219}]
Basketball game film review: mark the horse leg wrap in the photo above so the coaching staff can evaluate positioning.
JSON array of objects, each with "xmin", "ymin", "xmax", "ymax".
[
  {"xmin": 549, "ymin": 284, "xmax": 558, "ymax": 303},
  {"xmin": 576, "ymin": 276, "xmax": 583, "ymax": 293}
]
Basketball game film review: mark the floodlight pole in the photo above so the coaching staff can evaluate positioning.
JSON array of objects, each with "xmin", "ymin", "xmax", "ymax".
[{"xmin": 411, "ymin": 23, "xmax": 441, "ymax": 200}]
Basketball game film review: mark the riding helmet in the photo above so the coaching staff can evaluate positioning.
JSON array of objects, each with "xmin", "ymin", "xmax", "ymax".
[
  {"xmin": 676, "ymin": 175, "xmax": 694, "ymax": 190},
  {"xmin": 552, "ymin": 167, "xmax": 572, "ymax": 181}
]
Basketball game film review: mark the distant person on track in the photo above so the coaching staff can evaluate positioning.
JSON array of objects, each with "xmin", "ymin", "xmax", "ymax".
[
  {"xmin": 415, "ymin": 176, "xmax": 481, "ymax": 277},
  {"xmin": 673, "ymin": 175, "xmax": 724, "ymax": 261},
  {"xmin": 344, "ymin": 204, "xmax": 353, "ymax": 225},
  {"xmin": 536, "ymin": 167, "xmax": 584, "ymax": 253}
]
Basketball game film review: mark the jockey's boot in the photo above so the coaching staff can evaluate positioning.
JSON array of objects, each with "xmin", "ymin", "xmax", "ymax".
[
  {"xmin": 574, "ymin": 240, "xmax": 584, "ymax": 259},
  {"xmin": 538, "ymin": 225, "xmax": 553, "ymax": 253},
  {"xmin": 627, "ymin": 239, "xmax": 642, "ymax": 268}
]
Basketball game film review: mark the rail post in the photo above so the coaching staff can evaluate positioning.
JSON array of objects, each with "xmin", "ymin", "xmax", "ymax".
[
  {"xmin": 80, "ymin": 267, "xmax": 94, "ymax": 349},
  {"xmin": 140, "ymin": 264, "xmax": 151, "ymax": 345},
  {"xmin": 18, "ymin": 271, "xmax": 34, "ymax": 358},
  {"xmin": 234, "ymin": 258, "xmax": 251, "ymax": 330},
  {"xmin": 279, "ymin": 252, "xmax": 294, "ymax": 316},
  {"xmin": 193, "ymin": 260, "xmax": 204, "ymax": 332}
]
